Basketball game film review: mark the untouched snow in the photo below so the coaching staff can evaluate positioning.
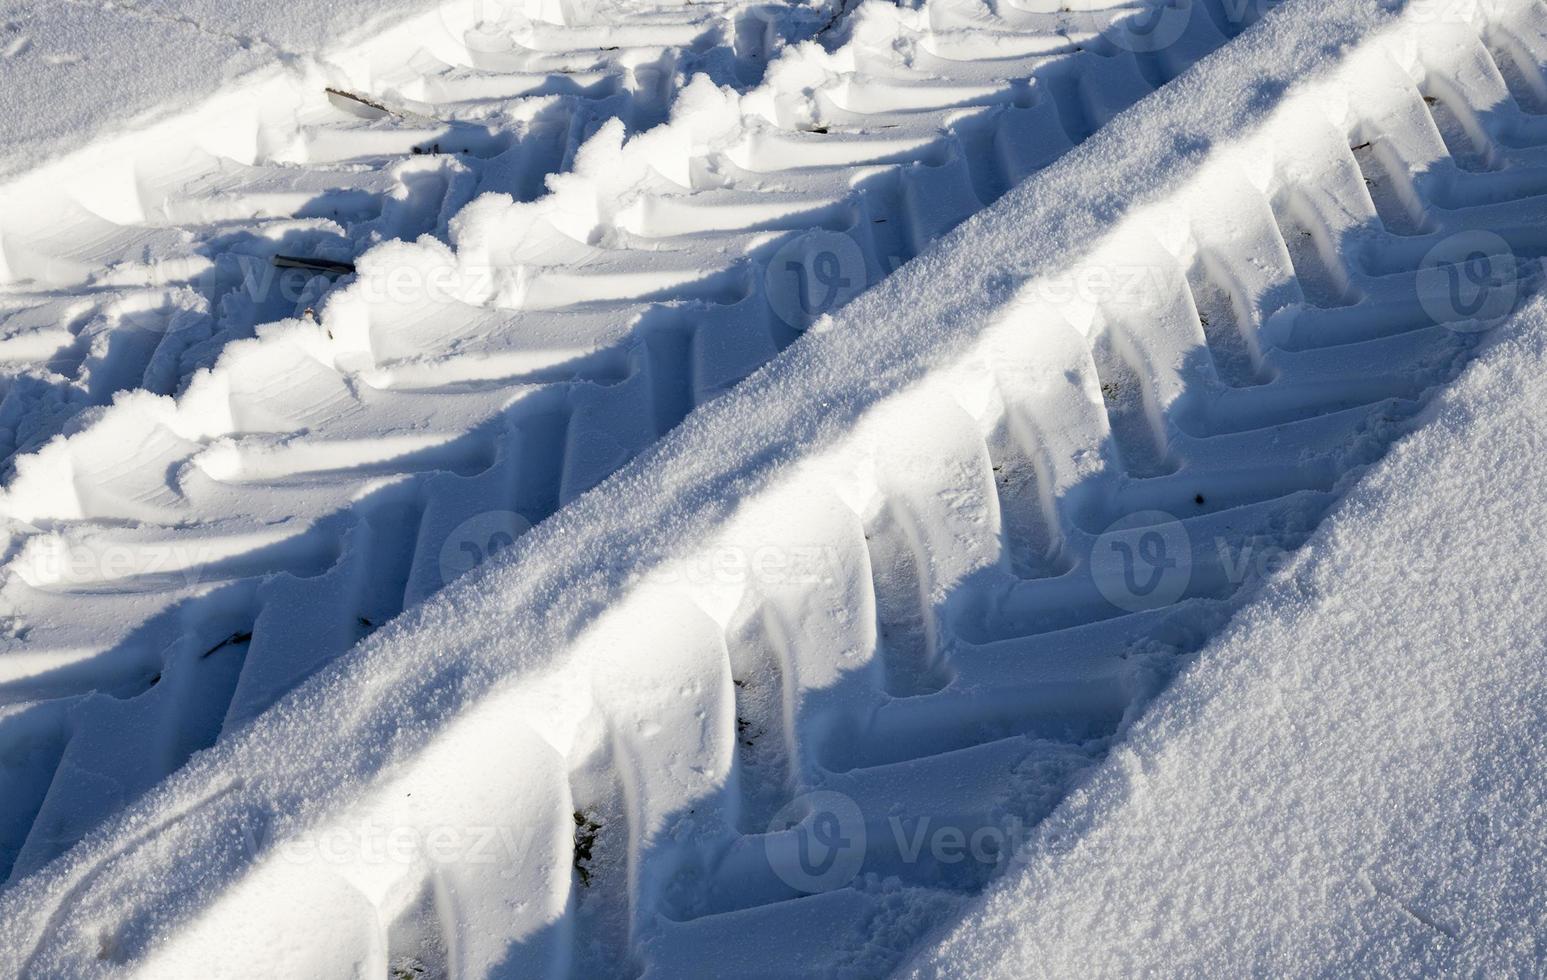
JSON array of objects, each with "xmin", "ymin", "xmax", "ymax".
[
  {"xmin": 910, "ymin": 301, "xmax": 1547, "ymax": 976},
  {"xmin": 0, "ymin": 0, "xmax": 463, "ymax": 182},
  {"xmin": 0, "ymin": 1, "xmax": 266, "ymax": 182}
]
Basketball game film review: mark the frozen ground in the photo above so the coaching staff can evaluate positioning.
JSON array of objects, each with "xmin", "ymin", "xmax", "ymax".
[{"xmin": 0, "ymin": 0, "xmax": 1543, "ymax": 976}]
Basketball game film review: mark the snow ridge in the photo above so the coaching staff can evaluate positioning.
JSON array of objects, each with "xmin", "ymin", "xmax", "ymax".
[
  {"xmin": 5, "ymin": 0, "xmax": 1546, "ymax": 976},
  {"xmin": 0, "ymin": 0, "xmax": 1264, "ymax": 885}
]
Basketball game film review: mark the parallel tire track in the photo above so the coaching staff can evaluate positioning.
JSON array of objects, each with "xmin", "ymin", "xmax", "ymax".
[
  {"xmin": 0, "ymin": 0, "xmax": 827, "ymax": 882},
  {"xmin": 634, "ymin": 24, "xmax": 1547, "ymax": 972},
  {"xmin": 6, "ymin": 2, "xmax": 1547, "ymax": 976},
  {"xmin": 0, "ymin": 0, "xmax": 1267, "ymax": 881}
]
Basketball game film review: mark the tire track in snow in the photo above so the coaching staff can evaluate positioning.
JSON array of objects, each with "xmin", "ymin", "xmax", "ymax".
[
  {"xmin": 0, "ymin": 0, "xmax": 808, "ymax": 469},
  {"xmin": 0, "ymin": 0, "xmax": 1268, "ymax": 882},
  {"xmin": 0, "ymin": 0, "xmax": 831, "ymax": 881},
  {"xmin": 641, "ymin": 13, "xmax": 1547, "ymax": 970},
  {"xmin": 6, "ymin": 0, "xmax": 1547, "ymax": 975},
  {"xmin": 419, "ymin": 12, "xmax": 1547, "ymax": 973}
]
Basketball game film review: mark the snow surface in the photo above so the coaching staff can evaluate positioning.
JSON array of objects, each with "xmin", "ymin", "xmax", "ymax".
[
  {"xmin": 0, "ymin": 0, "xmax": 1544, "ymax": 974},
  {"xmin": 0, "ymin": 0, "xmax": 848, "ymax": 883},
  {"xmin": 0, "ymin": 0, "xmax": 458, "ymax": 182},
  {"xmin": 0, "ymin": 0, "xmax": 1229, "ymax": 888},
  {"xmin": 909, "ymin": 298, "xmax": 1547, "ymax": 976}
]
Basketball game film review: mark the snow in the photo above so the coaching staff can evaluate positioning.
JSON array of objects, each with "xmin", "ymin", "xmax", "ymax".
[
  {"xmin": 0, "ymin": 0, "xmax": 1216, "ymax": 888},
  {"xmin": 0, "ymin": 0, "xmax": 1543, "ymax": 974},
  {"xmin": 909, "ymin": 300, "xmax": 1547, "ymax": 977},
  {"xmin": 0, "ymin": 0, "xmax": 464, "ymax": 183}
]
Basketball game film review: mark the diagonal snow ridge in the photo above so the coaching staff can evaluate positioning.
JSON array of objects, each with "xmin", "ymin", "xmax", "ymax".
[
  {"xmin": 4, "ymin": 0, "xmax": 1546, "ymax": 975},
  {"xmin": 0, "ymin": 0, "xmax": 837, "ymax": 880},
  {"xmin": 0, "ymin": 0, "xmax": 823, "ymax": 470},
  {"xmin": 0, "ymin": 0, "xmax": 1270, "ymax": 884}
]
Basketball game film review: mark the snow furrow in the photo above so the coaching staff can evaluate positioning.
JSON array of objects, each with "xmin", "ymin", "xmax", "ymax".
[
  {"xmin": 3, "ymin": 1, "xmax": 1544, "ymax": 976},
  {"xmin": 0, "ymin": 0, "xmax": 815, "ymax": 469},
  {"xmin": 0, "ymin": 0, "xmax": 832, "ymax": 882},
  {"xmin": 0, "ymin": 0, "xmax": 1265, "ymax": 882}
]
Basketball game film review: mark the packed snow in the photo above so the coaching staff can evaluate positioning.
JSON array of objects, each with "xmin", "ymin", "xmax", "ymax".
[
  {"xmin": 0, "ymin": 0, "xmax": 1543, "ymax": 976},
  {"xmin": 0, "ymin": 0, "xmax": 1239, "ymax": 886},
  {"xmin": 909, "ymin": 297, "xmax": 1547, "ymax": 976}
]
